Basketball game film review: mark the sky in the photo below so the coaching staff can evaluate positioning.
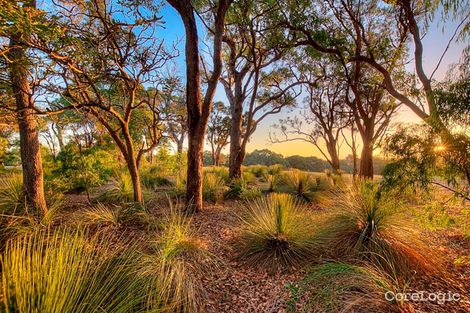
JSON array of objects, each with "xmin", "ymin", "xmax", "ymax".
[
  {"xmin": 36, "ymin": 1, "xmax": 467, "ymax": 159},
  {"xmin": 156, "ymin": 3, "xmax": 468, "ymax": 159}
]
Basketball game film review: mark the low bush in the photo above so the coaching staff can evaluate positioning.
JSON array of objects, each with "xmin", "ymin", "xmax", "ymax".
[
  {"xmin": 81, "ymin": 202, "xmax": 159, "ymax": 231},
  {"xmin": 236, "ymin": 193, "xmax": 316, "ymax": 271},
  {"xmin": 277, "ymin": 169, "xmax": 321, "ymax": 202},
  {"xmin": 140, "ymin": 212, "xmax": 213, "ymax": 313},
  {"xmin": 316, "ymin": 181, "xmax": 437, "ymax": 277},
  {"xmin": 202, "ymin": 172, "xmax": 227, "ymax": 203}
]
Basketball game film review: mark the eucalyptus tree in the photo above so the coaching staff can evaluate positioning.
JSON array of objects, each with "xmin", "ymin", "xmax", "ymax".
[
  {"xmin": 277, "ymin": 0, "xmax": 403, "ymax": 178},
  {"xmin": 271, "ymin": 54, "xmax": 349, "ymax": 173},
  {"xmin": 206, "ymin": 101, "xmax": 231, "ymax": 166},
  {"xmin": 0, "ymin": 0, "xmax": 48, "ymax": 214},
  {"xmin": 221, "ymin": 0, "xmax": 305, "ymax": 180},
  {"xmin": 22, "ymin": 0, "xmax": 174, "ymax": 204},
  {"xmin": 160, "ymin": 75, "xmax": 187, "ymax": 155},
  {"xmin": 167, "ymin": 0, "xmax": 233, "ymax": 212}
]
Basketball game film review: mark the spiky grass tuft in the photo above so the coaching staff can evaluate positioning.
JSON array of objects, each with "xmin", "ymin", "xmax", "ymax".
[
  {"xmin": 278, "ymin": 170, "xmax": 320, "ymax": 202},
  {"xmin": 80, "ymin": 202, "xmax": 159, "ymax": 231},
  {"xmin": 1, "ymin": 229, "xmax": 145, "ymax": 313},
  {"xmin": 0, "ymin": 174, "xmax": 25, "ymax": 214},
  {"xmin": 202, "ymin": 172, "xmax": 227, "ymax": 203},
  {"xmin": 236, "ymin": 193, "xmax": 316, "ymax": 271},
  {"xmin": 316, "ymin": 181, "xmax": 437, "ymax": 277},
  {"xmin": 141, "ymin": 211, "xmax": 214, "ymax": 313}
]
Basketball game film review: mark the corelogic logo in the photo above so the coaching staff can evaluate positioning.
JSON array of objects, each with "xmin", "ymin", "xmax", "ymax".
[{"xmin": 385, "ymin": 291, "xmax": 461, "ymax": 305}]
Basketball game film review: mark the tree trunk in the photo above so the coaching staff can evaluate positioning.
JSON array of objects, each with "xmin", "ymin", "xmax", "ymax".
[
  {"xmin": 359, "ymin": 139, "xmax": 374, "ymax": 179},
  {"xmin": 125, "ymin": 155, "xmax": 143, "ymax": 203},
  {"xmin": 8, "ymin": 5, "xmax": 47, "ymax": 215},
  {"xmin": 228, "ymin": 97, "xmax": 244, "ymax": 179},
  {"xmin": 55, "ymin": 123, "xmax": 65, "ymax": 151},
  {"xmin": 176, "ymin": 138, "xmax": 184, "ymax": 154},
  {"xmin": 168, "ymin": 0, "xmax": 204, "ymax": 213},
  {"xmin": 325, "ymin": 137, "xmax": 340, "ymax": 173}
]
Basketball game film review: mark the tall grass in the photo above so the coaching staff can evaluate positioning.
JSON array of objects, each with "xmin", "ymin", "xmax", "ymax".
[
  {"xmin": 140, "ymin": 211, "xmax": 213, "ymax": 313},
  {"xmin": 204, "ymin": 166, "xmax": 230, "ymax": 183},
  {"xmin": 202, "ymin": 172, "xmax": 227, "ymax": 203},
  {"xmin": 81, "ymin": 202, "xmax": 159, "ymax": 231},
  {"xmin": 236, "ymin": 193, "xmax": 316, "ymax": 271},
  {"xmin": 99, "ymin": 172, "xmax": 154, "ymax": 204},
  {"xmin": 0, "ymin": 174, "xmax": 63, "ymax": 245},
  {"xmin": 316, "ymin": 181, "xmax": 437, "ymax": 277},
  {"xmin": 0, "ymin": 174, "xmax": 24, "ymax": 214},
  {"xmin": 1, "ymin": 229, "xmax": 146, "ymax": 313}
]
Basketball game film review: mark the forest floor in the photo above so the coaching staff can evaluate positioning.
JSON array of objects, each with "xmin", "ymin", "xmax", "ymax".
[{"xmin": 60, "ymin": 190, "xmax": 470, "ymax": 313}]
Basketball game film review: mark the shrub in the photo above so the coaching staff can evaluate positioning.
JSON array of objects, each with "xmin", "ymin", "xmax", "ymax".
[
  {"xmin": 236, "ymin": 193, "xmax": 316, "ymax": 271},
  {"xmin": 1, "ymin": 229, "xmax": 145, "ymax": 313},
  {"xmin": 50, "ymin": 147, "xmax": 113, "ymax": 196},
  {"xmin": 81, "ymin": 202, "xmax": 159, "ymax": 231},
  {"xmin": 99, "ymin": 172, "xmax": 154, "ymax": 204},
  {"xmin": 245, "ymin": 165, "xmax": 268, "ymax": 178},
  {"xmin": 262, "ymin": 172, "xmax": 282, "ymax": 192},
  {"xmin": 239, "ymin": 187, "xmax": 263, "ymax": 200},
  {"xmin": 140, "ymin": 212, "xmax": 213, "ymax": 313},
  {"xmin": 288, "ymin": 262, "xmax": 405, "ymax": 312},
  {"xmin": 203, "ymin": 166, "xmax": 229, "ymax": 184},
  {"xmin": 141, "ymin": 165, "xmax": 174, "ymax": 190},
  {"xmin": 316, "ymin": 181, "xmax": 436, "ymax": 277},
  {"xmin": 278, "ymin": 169, "xmax": 320, "ymax": 202},
  {"xmin": 0, "ymin": 174, "xmax": 24, "ymax": 214},
  {"xmin": 202, "ymin": 172, "xmax": 227, "ymax": 203},
  {"xmin": 413, "ymin": 202, "xmax": 455, "ymax": 230}
]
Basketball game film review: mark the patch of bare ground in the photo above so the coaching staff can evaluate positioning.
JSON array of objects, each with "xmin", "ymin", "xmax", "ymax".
[{"xmin": 193, "ymin": 202, "xmax": 304, "ymax": 313}]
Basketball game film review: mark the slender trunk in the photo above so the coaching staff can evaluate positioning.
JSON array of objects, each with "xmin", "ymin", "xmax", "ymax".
[
  {"xmin": 325, "ymin": 136, "xmax": 340, "ymax": 173},
  {"xmin": 229, "ymin": 96, "xmax": 243, "ymax": 179},
  {"xmin": 55, "ymin": 124, "xmax": 65, "ymax": 151},
  {"xmin": 125, "ymin": 155, "xmax": 143, "ymax": 203},
  {"xmin": 176, "ymin": 138, "xmax": 184, "ymax": 154},
  {"xmin": 186, "ymin": 129, "xmax": 204, "ymax": 212},
  {"xmin": 122, "ymin": 129, "xmax": 143, "ymax": 203},
  {"xmin": 359, "ymin": 138, "xmax": 374, "ymax": 179},
  {"xmin": 8, "ymin": 3, "xmax": 47, "ymax": 215}
]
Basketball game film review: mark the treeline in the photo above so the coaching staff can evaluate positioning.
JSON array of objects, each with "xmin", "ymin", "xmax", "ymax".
[{"xmin": 204, "ymin": 149, "xmax": 388, "ymax": 175}]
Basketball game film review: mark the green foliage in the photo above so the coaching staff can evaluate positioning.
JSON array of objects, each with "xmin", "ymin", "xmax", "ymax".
[
  {"xmin": 99, "ymin": 172, "xmax": 135, "ymax": 203},
  {"xmin": 1, "ymin": 229, "xmax": 146, "ymax": 313},
  {"xmin": 382, "ymin": 123, "xmax": 469, "ymax": 198},
  {"xmin": 49, "ymin": 146, "xmax": 113, "ymax": 194},
  {"xmin": 277, "ymin": 169, "xmax": 323, "ymax": 202},
  {"xmin": 81, "ymin": 202, "xmax": 158, "ymax": 231},
  {"xmin": 202, "ymin": 172, "xmax": 227, "ymax": 203},
  {"xmin": 244, "ymin": 149, "xmax": 288, "ymax": 166},
  {"xmin": 141, "ymin": 164, "xmax": 174, "ymax": 190},
  {"xmin": 203, "ymin": 166, "xmax": 230, "ymax": 183},
  {"xmin": 236, "ymin": 193, "xmax": 316, "ymax": 271},
  {"xmin": 245, "ymin": 165, "xmax": 268, "ymax": 177},
  {"xmin": 288, "ymin": 263, "xmax": 403, "ymax": 313},
  {"xmin": 316, "ymin": 181, "xmax": 436, "ymax": 277},
  {"xmin": 285, "ymin": 155, "xmax": 329, "ymax": 172},
  {"xmin": 0, "ymin": 173, "xmax": 24, "ymax": 214},
  {"xmin": 413, "ymin": 202, "xmax": 455, "ymax": 230},
  {"xmin": 140, "ymin": 212, "xmax": 213, "ymax": 313}
]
